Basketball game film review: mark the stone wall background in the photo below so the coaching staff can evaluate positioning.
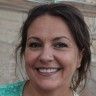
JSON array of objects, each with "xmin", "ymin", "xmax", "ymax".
[
  {"xmin": 0, "ymin": 0, "xmax": 96, "ymax": 96},
  {"xmin": 0, "ymin": 9, "xmax": 27, "ymax": 83}
]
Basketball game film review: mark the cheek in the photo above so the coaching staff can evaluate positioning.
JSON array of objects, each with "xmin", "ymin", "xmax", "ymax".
[
  {"xmin": 56, "ymin": 51, "xmax": 79, "ymax": 71},
  {"xmin": 24, "ymin": 50, "xmax": 39, "ymax": 67}
]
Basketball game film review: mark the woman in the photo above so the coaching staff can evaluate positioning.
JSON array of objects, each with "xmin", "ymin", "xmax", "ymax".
[{"xmin": 0, "ymin": 3, "xmax": 91, "ymax": 96}]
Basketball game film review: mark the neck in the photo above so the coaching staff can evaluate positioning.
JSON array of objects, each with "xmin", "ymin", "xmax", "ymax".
[{"xmin": 23, "ymin": 80, "xmax": 73, "ymax": 96}]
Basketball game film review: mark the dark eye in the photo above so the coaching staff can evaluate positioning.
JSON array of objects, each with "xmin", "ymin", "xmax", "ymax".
[
  {"xmin": 53, "ymin": 42, "xmax": 68, "ymax": 49},
  {"xmin": 28, "ymin": 42, "xmax": 42, "ymax": 49}
]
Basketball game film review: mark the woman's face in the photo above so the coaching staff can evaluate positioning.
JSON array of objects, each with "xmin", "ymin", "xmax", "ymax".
[{"xmin": 24, "ymin": 15, "xmax": 82, "ymax": 91}]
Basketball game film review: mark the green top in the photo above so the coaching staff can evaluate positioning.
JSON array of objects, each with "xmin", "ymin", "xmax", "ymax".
[
  {"xmin": 0, "ymin": 80, "xmax": 79, "ymax": 96},
  {"xmin": 0, "ymin": 81, "xmax": 26, "ymax": 96}
]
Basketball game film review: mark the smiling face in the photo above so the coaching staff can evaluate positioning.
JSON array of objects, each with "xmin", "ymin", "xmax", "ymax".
[{"xmin": 24, "ymin": 14, "xmax": 82, "ymax": 91}]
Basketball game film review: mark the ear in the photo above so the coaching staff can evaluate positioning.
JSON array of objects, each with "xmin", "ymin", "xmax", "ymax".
[{"xmin": 77, "ymin": 50, "xmax": 83, "ymax": 68}]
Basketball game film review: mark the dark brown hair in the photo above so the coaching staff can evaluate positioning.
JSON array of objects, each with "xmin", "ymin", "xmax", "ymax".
[{"xmin": 16, "ymin": 3, "xmax": 91, "ymax": 91}]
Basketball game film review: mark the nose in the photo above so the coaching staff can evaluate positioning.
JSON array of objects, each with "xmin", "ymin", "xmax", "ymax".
[{"xmin": 39, "ymin": 46, "xmax": 54, "ymax": 63}]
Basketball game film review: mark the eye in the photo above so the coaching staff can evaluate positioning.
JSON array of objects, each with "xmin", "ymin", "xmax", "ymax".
[
  {"xmin": 28, "ymin": 42, "xmax": 42, "ymax": 49},
  {"xmin": 53, "ymin": 42, "xmax": 68, "ymax": 49}
]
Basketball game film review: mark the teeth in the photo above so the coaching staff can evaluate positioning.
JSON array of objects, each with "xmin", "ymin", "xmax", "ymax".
[{"xmin": 38, "ymin": 68, "xmax": 58, "ymax": 73}]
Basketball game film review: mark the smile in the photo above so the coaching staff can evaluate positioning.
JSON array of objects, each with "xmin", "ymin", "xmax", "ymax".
[{"xmin": 35, "ymin": 67, "xmax": 63, "ymax": 76}]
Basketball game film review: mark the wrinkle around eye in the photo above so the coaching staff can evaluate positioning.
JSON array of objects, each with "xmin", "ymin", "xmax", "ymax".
[
  {"xmin": 53, "ymin": 42, "xmax": 68, "ymax": 49},
  {"xmin": 27, "ymin": 42, "xmax": 43, "ymax": 50}
]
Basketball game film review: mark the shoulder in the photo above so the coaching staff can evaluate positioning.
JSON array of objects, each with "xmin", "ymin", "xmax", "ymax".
[{"xmin": 0, "ymin": 81, "xmax": 26, "ymax": 96}]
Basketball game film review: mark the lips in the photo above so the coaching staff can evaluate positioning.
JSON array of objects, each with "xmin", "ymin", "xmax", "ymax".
[{"xmin": 34, "ymin": 67, "xmax": 63, "ymax": 76}]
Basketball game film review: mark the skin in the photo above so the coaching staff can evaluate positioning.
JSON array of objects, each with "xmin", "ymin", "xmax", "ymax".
[{"xmin": 23, "ymin": 14, "xmax": 82, "ymax": 96}]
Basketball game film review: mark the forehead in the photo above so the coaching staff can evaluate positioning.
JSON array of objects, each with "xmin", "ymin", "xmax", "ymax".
[{"xmin": 27, "ymin": 14, "xmax": 74, "ymax": 41}]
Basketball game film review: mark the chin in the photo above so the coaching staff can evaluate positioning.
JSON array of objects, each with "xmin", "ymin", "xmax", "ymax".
[{"xmin": 35, "ymin": 79, "xmax": 62, "ymax": 91}]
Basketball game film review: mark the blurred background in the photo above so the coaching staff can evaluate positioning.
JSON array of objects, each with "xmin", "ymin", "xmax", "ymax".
[{"xmin": 0, "ymin": 0, "xmax": 96, "ymax": 96}]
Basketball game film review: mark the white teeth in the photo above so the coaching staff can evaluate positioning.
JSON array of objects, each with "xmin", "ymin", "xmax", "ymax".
[{"xmin": 38, "ymin": 68, "xmax": 58, "ymax": 73}]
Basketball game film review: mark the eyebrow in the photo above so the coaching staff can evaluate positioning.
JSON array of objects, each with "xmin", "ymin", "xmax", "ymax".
[
  {"xmin": 53, "ymin": 36, "xmax": 71, "ymax": 42},
  {"xmin": 27, "ymin": 36, "xmax": 41, "ymax": 42}
]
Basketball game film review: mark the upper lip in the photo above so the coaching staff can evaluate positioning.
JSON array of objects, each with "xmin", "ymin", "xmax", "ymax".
[{"xmin": 34, "ymin": 67, "xmax": 63, "ymax": 69}]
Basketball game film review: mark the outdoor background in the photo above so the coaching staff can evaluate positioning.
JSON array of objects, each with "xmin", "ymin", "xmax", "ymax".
[{"xmin": 0, "ymin": 0, "xmax": 96, "ymax": 96}]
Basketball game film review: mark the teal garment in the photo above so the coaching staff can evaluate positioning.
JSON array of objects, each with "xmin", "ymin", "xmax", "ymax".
[{"xmin": 0, "ymin": 81, "xmax": 26, "ymax": 96}]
